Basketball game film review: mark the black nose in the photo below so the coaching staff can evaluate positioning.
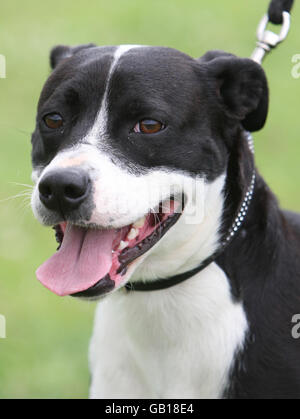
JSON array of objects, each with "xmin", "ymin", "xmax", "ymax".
[{"xmin": 39, "ymin": 169, "xmax": 91, "ymax": 214}]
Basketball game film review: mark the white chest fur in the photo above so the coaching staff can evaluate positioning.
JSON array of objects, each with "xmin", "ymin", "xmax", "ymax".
[{"xmin": 89, "ymin": 263, "xmax": 248, "ymax": 399}]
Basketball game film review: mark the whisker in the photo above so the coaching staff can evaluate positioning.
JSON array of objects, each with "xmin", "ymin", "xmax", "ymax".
[
  {"xmin": 0, "ymin": 192, "xmax": 32, "ymax": 203},
  {"xmin": 9, "ymin": 182, "xmax": 34, "ymax": 189},
  {"xmin": 0, "ymin": 123, "xmax": 31, "ymax": 136},
  {"xmin": 12, "ymin": 199, "xmax": 33, "ymax": 219},
  {"xmin": 19, "ymin": 197, "xmax": 32, "ymax": 211}
]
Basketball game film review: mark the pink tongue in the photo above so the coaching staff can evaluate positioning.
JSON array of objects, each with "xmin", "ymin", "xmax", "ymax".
[{"xmin": 36, "ymin": 224, "xmax": 116, "ymax": 296}]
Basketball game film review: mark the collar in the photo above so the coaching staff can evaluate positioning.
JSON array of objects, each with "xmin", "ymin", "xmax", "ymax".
[{"xmin": 125, "ymin": 133, "xmax": 255, "ymax": 292}]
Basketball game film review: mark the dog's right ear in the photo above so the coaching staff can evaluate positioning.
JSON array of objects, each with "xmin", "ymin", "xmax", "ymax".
[
  {"xmin": 50, "ymin": 44, "xmax": 96, "ymax": 70},
  {"xmin": 199, "ymin": 52, "xmax": 269, "ymax": 132}
]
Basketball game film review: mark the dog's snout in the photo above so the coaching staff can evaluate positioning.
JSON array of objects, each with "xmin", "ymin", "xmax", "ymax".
[{"xmin": 39, "ymin": 169, "xmax": 91, "ymax": 214}]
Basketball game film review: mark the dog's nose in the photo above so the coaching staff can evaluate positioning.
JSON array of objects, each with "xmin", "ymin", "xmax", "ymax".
[{"xmin": 39, "ymin": 169, "xmax": 91, "ymax": 214}]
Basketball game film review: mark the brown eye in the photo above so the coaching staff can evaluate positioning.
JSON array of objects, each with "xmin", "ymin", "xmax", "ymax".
[
  {"xmin": 43, "ymin": 113, "xmax": 63, "ymax": 129},
  {"xmin": 134, "ymin": 119, "xmax": 165, "ymax": 134}
]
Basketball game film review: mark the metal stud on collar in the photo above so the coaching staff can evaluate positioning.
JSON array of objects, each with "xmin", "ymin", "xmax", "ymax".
[
  {"xmin": 221, "ymin": 132, "xmax": 256, "ymax": 247},
  {"xmin": 246, "ymin": 131, "xmax": 255, "ymax": 155},
  {"xmin": 223, "ymin": 170, "xmax": 256, "ymax": 246}
]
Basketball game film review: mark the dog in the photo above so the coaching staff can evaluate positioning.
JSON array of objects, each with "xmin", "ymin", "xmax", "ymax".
[{"xmin": 31, "ymin": 44, "xmax": 300, "ymax": 399}]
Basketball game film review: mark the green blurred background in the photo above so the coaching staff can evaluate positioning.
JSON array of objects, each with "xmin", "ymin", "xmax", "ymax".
[{"xmin": 0, "ymin": 0, "xmax": 299, "ymax": 399}]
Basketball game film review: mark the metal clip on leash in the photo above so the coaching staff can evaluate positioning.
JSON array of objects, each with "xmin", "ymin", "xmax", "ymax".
[
  {"xmin": 251, "ymin": 0, "xmax": 294, "ymax": 64},
  {"xmin": 251, "ymin": 12, "xmax": 291, "ymax": 64}
]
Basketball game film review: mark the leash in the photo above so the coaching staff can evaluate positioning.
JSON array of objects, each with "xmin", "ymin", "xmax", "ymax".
[
  {"xmin": 251, "ymin": 0, "xmax": 293, "ymax": 64},
  {"xmin": 125, "ymin": 1, "xmax": 294, "ymax": 293}
]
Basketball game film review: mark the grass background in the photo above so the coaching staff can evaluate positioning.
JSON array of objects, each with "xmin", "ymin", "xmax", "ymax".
[{"xmin": 0, "ymin": 0, "xmax": 299, "ymax": 398}]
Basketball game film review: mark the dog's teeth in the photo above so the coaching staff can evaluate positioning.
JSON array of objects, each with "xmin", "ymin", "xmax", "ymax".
[
  {"xmin": 118, "ymin": 240, "xmax": 129, "ymax": 251},
  {"xmin": 133, "ymin": 217, "xmax": 146, "ymax": 229},
  {"xmin": 127, "ymin": 227, "xmax": 139, "ymax": 240}
]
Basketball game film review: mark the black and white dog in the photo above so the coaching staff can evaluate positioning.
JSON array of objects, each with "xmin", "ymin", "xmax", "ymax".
[{"xmin": 31, "ymin": 44, "xmax": 300, "ymax": 399}]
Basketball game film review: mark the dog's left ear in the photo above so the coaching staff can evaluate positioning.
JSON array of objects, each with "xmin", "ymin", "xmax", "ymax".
[
  {"xmin": 202, "ymin": 55, "xmax": 269, "ymax": 132},
  {"xmin": 50, "ymin": 43, "xmax": 96, "ymax": 70}
]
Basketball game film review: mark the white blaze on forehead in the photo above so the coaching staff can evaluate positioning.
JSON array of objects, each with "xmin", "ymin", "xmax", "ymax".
[{"xmin": 86, "ymin": 45, "xmax": 142, "ymax": 146}]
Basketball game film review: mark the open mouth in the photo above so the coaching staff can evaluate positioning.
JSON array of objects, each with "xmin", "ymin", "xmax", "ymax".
[{"xmin": 36, "ymin": 197, "xmax": 183, "ymax": 298}]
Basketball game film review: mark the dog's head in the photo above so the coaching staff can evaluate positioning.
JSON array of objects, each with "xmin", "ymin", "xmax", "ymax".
[{"xmin": 31, "ymin": 45, "xmax": 268, "ymax": 299}]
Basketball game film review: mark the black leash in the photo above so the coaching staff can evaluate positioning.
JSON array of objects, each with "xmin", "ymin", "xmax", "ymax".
[
  {"xmin": 268, "ymin": 0, "xmax": 294, "ymax": 24},
  {"xmin": 125, "ymin": 0, "xmax": 294, "ymax": 293}
]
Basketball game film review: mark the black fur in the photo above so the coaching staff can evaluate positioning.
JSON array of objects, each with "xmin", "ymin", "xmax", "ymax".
[
  {"xmin": 32, "ymin": 47, "xmax": 267, "ymax": 178},
  {"xmin": 219, "ymin": 178, "xmax": 300, "ymax": 398},
  {"xmin": 50, "ymin": 43, "xmax": 96, "ymax": 69}
]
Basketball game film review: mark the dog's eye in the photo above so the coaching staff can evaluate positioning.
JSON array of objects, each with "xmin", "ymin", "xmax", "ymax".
[
  {"xmin": 43, "ymin": 113, "xmax": 63, "ymax": 130},
  {"xmin": 134, "ymin": 120, "xmax": 165, "ymax": 134}
]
